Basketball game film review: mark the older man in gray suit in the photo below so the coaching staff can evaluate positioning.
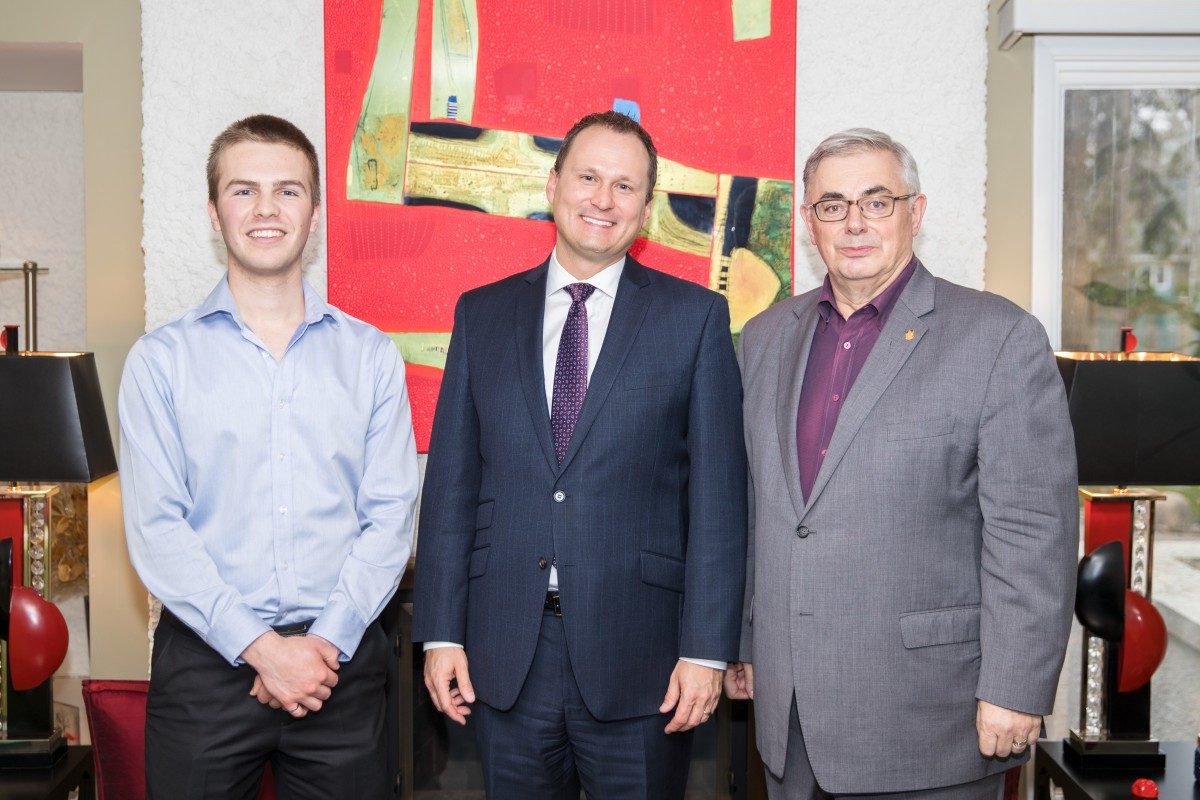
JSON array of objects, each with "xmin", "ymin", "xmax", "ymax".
[{"xmin": 725, "ymin": 129, "xmax": 1078, "ymax": 799}]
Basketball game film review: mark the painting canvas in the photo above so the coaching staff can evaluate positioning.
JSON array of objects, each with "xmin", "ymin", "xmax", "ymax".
[{"xmin": 325, "ymin": 0, "xmax": 796, "ymax": 449}]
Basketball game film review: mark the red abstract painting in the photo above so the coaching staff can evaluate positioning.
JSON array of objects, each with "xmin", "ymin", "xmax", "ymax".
[{"xmin": 325, "ymin": 0, "xmax": 796, "ymax": 449}]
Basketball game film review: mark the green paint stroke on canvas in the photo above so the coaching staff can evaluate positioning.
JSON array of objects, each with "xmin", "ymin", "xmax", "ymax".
[
  {"xmin": 390, "ymin": 332, "xmax": 452, "ymax": 370},
  {"xmin": 431, "ymin": 0, "xmax": 479, "ymax": 123},
  {"xmin": 748, "ymin": 179, "xmax": 793, "ymax": 302},
  {"xmin": 732, "ymin": 0, "xmax": 770, "ymax": 41},
  {"xmin": 348, "ymin": 0, "xmax": 419, "ymax": 203}
]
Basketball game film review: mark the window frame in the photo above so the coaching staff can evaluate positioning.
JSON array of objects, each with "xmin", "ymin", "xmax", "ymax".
[{"xmin": 1030, "ymin": 36, "xmax": 1200, "ymax": 347}]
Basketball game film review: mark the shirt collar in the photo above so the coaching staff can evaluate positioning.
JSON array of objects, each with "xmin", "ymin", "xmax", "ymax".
[
  {"xmin": 194, "ymin": 274, "xmax": 336, "ymax": 328},
  {"xmin": 546, "ymin": 249, "xmax": 625, "ymax": 301},
  {"xmin": 817, "ymin": 255, "xmax": 918, "ymax": 329}
]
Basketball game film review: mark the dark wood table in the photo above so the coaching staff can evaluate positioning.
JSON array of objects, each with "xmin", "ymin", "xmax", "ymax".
[
  {"xmin": 1035, "ymin": 740, "xmax": 1199, "ymax": 799},
  {"xmin": 0, "ymin": 746, "xmax": 94, "ymax": 800}
]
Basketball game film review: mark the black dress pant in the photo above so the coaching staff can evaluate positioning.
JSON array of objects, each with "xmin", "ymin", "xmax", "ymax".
[{"xmin": 146, "ymin": 611, "xmax": 389, "ymax": 800}]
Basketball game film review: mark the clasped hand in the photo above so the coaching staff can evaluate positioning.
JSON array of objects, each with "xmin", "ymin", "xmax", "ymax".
[{"xmin": 242, "ymin": 631, "xmax": 341, "ymax": 718}]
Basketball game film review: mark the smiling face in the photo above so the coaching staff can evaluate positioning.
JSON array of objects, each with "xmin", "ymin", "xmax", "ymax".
[
  {"xmin": 546, "ymin": 125, "xmax": 653, "ymax": 280},
  {"xmin": 800, "ymin": 148, "xmax": 926, "ymax": 301},
  {"xmin": 207, "ymin": 140, "xmax": 320, "ymax": 281}
]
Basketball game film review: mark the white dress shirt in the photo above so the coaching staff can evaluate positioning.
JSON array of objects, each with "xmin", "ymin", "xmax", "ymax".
[{"xmin": 427, "ymin": 252, "xmax": 724, "ymax": 670}]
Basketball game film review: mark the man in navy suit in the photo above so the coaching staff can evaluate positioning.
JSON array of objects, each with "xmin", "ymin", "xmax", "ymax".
[{"xmin": 412, "ymin": 110, "xmax": 747, "ymax": 798}]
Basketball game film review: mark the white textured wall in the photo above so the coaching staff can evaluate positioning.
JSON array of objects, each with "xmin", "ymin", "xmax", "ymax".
[
  {"xmin": 794, "ymin": 1, "xmax": 989, "ymax": 292},
  {"xmin": 0, "ymin": 91, "xmax": 85, "ymax": 351},
  {"xmin": 141, "ymin": 1, "xmax": 988, "ymax": 325},
  {"xmin": 141, "ymin": 0, "xmax": 326, "ymax": 331}
]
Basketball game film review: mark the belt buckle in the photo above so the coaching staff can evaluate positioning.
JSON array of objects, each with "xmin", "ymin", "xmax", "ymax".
[{"xmin": 547, "ymin": 593, "xmax": 562, "ymax": 617}]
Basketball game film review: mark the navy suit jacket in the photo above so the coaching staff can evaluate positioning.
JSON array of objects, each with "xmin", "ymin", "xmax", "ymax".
[{"xmin": 412, "ymin": 255, "xmax": 747, "ymax": 720}]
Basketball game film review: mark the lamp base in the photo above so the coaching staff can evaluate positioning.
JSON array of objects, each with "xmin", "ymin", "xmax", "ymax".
[
  {"xmin": 0, "ymin": 730, "xmax": 67, "ymax": 770},
  {"xmin": 1064, "ymin": 730, "xmax": 1166, "ymax": 770}
]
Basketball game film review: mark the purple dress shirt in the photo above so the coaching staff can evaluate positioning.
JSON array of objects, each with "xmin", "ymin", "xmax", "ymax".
[{"xmin": 796, "ymin": 257, "xmax": 918, "ymax": 501}]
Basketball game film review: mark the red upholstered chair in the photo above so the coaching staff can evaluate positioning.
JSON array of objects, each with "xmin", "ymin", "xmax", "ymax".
[{"xmin": 81, "ymin": 679, "xmax": 276, "ymax": 800}]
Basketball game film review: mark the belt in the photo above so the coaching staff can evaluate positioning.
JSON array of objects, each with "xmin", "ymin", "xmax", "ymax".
[
  {"xmin": 160, "ymin": 608, "xmax": 314, "ymax": 641},
  {"xmin": 544, "ymin": 592, "xmax": 562, "ymax": 617}
]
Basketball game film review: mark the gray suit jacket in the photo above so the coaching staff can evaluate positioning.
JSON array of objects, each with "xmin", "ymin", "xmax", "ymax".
[{"xmin": 738, "ymin": 262, "xmax": 1077, "ymax": 792}]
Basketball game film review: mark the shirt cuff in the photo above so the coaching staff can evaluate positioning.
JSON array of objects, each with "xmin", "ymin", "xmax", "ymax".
[
  {"xmin": 423, "ymin": 641, "xmax": 464, "ymax": 651},
  {"xmin": 681, "ymin": 657, "xmax": 728, "ymax": 671},
  {"xmin": 308, "ymin": 600, "xmax": 367, "ymax": 662},
  {"xmin": 208, "ymin": 604, "xmax": 272, "ymax": 667}
]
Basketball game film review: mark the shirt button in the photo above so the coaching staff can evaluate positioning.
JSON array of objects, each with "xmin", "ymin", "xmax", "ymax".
[
  {"xmin": 842, "ymin": 341, "xmax": 851, "ymax": 350},
  {"xmin": 278, "ymin": 400, "xmax": 287, "ymax": 409},
  {"xmin": 537, "ymin": 557, "xmax": 549, "ymax": 569},
  {"xmin": 820, "ymin": 448, "xmax": 827, "ymax": 457},
  {"xmin": 278, "ymin": 453, "xmax": 286, "ymax": 461},
  {"xmin": 282, "ymin": 562, "xmax": 289, "ymax": 571},
  {"xmin": 279, "ymin": 506, "xmax": 288, "ymax": 515},
  {"xmin": 553, "ymin": 490, "xmax": 566, "ymax": 503},
  {"xmin": 796, "ymin": 525, "xmax": 811, "ymax": 539},
  {"xmin": 831, "ymin": 394, "xmax": 840, "ymax": 402}
]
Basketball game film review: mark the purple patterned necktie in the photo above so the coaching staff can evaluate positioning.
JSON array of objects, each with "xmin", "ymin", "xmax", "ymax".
[{"xmin": 551, "ymin": 282, "xmax": 596, "ymax": 464}]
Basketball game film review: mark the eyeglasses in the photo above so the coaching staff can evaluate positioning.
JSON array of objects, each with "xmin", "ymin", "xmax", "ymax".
[{"xmin": 809, "ymin": 194, "xmax": 915, "ymax": 222}]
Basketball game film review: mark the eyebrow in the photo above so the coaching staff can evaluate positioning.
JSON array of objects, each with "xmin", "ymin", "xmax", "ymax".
[
  {"xmin": 816, "ymin": 185, "xmax": 893, "ymax": 202},
  {"xmin": 225, "ymin": 179, "xmax": 308, "ymax": 193}
]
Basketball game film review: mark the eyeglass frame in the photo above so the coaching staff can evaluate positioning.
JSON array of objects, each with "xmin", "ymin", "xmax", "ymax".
[{"xmin": 806, "ymin": 193, "xmax": 917, "ymax": 223}]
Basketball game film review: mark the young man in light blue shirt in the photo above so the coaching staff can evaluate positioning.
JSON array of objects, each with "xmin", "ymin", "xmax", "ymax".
[{"xmin": 119, "ymin": 115, "xmax": 419, "ymax": 799}]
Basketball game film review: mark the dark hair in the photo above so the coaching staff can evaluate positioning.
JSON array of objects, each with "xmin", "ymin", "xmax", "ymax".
[
  {"xmin": 207, "ymin": 114, "xmax": 321, "ymax": 204},
  {"xmin": 553, "ymin": 111, "xmax": 658, "ymax": 201}
]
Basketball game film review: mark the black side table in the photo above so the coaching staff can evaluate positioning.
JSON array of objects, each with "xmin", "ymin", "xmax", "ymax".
[
  {"xmin": 1035, "ymin": 740, "xmax": 1199, "ymax": 800},
  {"xmin": 0, "ymin": 745, "xmax": 94, "ymax": 800}
]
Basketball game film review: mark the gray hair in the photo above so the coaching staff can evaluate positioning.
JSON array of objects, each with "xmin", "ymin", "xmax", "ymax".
[{"xmin": 801, "ymin": 128, "xmax": 920, "ymax": 200}]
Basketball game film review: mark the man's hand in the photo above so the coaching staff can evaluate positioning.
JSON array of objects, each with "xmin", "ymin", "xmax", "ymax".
[
  {"xmin": 723, "ymin": 661, "xmax": 754, "ymax": 700},
  {"xmin": 423, "ymin": 646, "xmax": 476, "ymax": 725},
  {"xmin": 660, "ymin": 660, "xmax": 723, "ymax": 733},
  {"xmin": 242, "ymin": 633, "xmax": 340, "ymax": 718},
  {"xmin": 976, "ymin": 699, "xmax": 1040, "ymax": 758}
]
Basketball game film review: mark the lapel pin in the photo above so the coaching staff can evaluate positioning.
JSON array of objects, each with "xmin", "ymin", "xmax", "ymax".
[{"xmin": 904, "ymin": 329, "xmax": 915, "ymax": 341}]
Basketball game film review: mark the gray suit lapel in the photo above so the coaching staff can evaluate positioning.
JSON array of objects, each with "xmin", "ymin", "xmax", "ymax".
[
  {"xmin": 514, "ymin": 262, "xmax": 558, "ymax": 473},
  {"xmin": 558, "ymin": 258, "xmax": 653, "ymax": 473},
  {"xmin": 776, "ymin": 296, "xmax": 821, "ymax": 522},
  {"xmin": 803, "ymin": 264, "xmax": 936, "ymax": 514}
]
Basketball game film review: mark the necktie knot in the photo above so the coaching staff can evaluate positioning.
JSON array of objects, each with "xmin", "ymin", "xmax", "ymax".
[{"xmin": 565, "ymin": 282, "xmax": 596, "ymax": 304}]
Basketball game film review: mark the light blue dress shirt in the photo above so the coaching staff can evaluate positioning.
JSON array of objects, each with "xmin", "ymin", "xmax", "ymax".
[{"xmin": 119, "ymin": 276, "xmax": 418, "ymax": 665}]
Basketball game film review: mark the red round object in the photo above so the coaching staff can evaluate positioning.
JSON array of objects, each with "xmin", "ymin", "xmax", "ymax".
[
  {"xmin": 1131, "ymin": 777, "xmax": 1158, "ymax": 798},
  {"xmin": 8, "ymin": 586, "xmax": 69, "ymax": 690},
  {"xmin": 1118, "ymin": 590, "xmax": 1168, "ymax": 693}
]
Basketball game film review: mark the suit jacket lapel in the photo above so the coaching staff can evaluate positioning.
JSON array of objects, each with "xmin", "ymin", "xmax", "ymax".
[
  {"xmin": 776, "ymin": 295, "xmax": 820, "ymax": 523},
  {"xmin": 803, "ymin": 263, "xmax": 936, "ymax": 514},
  {"xmin": 558, "ymin": 256, "xmax": 653, "ymax": 473},
  {"xmin": 514, "ymin": 261, "xmax": 558, "ymax": 473}
]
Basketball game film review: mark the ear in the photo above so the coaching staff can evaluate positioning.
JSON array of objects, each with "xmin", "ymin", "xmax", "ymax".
[
  {"xmin": 546, "ymin": 169, "xmax": 558, "ymax": 205},
  {"xmin": 799, "ymin": 203, "xmax": 818, "ymax": 246},
  {"xmin": 640, "ymin": 194, "xmax": 653, "ymax": 227},
  {"xmin": 309, "ymin": 202, "xmax": 321, "ymax": 234},
  {"xmin": 908, "ymin": 194, "xmax": 928, "ymax": 237},
  {"xmin": 208, "ymin": 200, "xmax": 221, "ymax": 233}
]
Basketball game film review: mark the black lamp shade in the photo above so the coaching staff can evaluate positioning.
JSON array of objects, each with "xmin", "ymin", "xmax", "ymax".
[
  {"xmin": 1056, "ymin": 352, "xmax": 1200, "ymax": 486},
  {"xmin": 0, "ymin": 352, "xmax": 117, "ymax": 483}
]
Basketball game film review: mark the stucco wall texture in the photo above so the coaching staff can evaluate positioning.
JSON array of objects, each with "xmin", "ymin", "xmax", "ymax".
[
  {"xmin": 141, "ymin": 1, "xmax": 988, "ymax": 324},
  {"xmin": 0, "ymin": 91, "xmax": 85, "ymax": 351}
]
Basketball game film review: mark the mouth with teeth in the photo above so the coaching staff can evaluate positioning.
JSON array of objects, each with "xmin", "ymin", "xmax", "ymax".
[
  {"xmin": 580, "ymin": 215, "xmax": 615, "ymax": 229},
  {"xmin": 247, "ymin": 229, "xmax": 286, "ymax": 240}
]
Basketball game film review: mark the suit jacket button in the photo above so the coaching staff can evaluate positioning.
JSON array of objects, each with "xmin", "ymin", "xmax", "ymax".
[
  {"xmin": 537, "ymin": 557, "xmax": 548, "ymax": 569},
  {"xmin": 553, "ymin": 490, "xmax": 566, "ymax": 503},
  {"xmin": 796, "ymin": 525, "xmax": 810, "ymax": 538}
]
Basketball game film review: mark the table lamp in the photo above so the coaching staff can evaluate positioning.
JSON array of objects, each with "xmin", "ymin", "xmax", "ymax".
[
  {"xmin": 1056, "ymin": 349, "xmax": 1200, "ymax": 769},
  {"xmin": 0, "ymin": 347, "xmax": 117, "ymax": 767}
]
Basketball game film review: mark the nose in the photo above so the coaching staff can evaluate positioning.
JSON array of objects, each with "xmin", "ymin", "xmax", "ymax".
[
  {"xmin": 253, "ymin": 191, "xmax": 279, "ymax": 217},
  {"xmin": 843, "ymin": 201, "xmax": 867, "ymax": 234},
  {"xmin": 591, "ymin": 182, "xmax": 615, "ymax": 210}
]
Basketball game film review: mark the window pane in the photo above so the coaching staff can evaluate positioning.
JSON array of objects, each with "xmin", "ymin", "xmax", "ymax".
[{"xmin": 1061, "ymin": 88, "xmax": 1200, "ymax": 354}]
